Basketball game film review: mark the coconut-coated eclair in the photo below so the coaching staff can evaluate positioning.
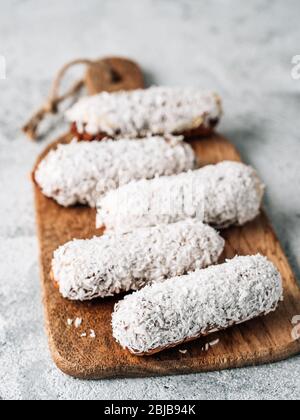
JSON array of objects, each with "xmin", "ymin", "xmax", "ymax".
[
  {"xmin": 66, "ymin": 87, "xmax": 222, "ymax": 140},
  {"xmin": 52, "ymin": 220, "xmax": 224, "ymax": 301},
  {"xmin": 96, "ymin": 161, "xmax": 265, "ymax": 232},
  {"xmin": 35, "ymin": 136, "xmax": 196, "ymax": 207},
  {"xmin": 112, "ymin": 255, "xmax": 283, "ymax": 356}
]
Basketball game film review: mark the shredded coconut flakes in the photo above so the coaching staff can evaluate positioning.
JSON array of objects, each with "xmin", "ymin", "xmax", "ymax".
[
  {"xmin": 66, "ymin": 87, "xmax": 222, "ymax": 137},
  {"xmin": 96, "ymin": 161, "xmax": 265, "ymax": 232},
  {"xmin": 74, "ymin": 318, "xmax": 82, "ymax": 328},
  {"xmin": 35, "ymin": 136, "xmax": 196, "ymax": 208},
  {"xmin": 52, "ymin": 220, "xmax": 224, "ymax": 301},
  {"xmin": 112, "ymin": 255, "xmax": 283, "ymax": 355}
]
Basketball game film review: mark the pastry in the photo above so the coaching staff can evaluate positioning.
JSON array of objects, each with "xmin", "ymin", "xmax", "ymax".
[
  {"xmin": 66, "ymin": 87, "xmax": 222, "ymax": 140},
  {"xmin": 112, "ymin": 255, "xmax": 283, "ymax": 356},
  {"xmin": 34, "ymin": 136, "xmax": 196, "ymax": 207},
  {"xmin": 52, "ymin": 220, "xmax": 224, "ymax": 301},
  {"xmin": 97, "ymin": 161, "xmax": 265, "ymax": 232}
]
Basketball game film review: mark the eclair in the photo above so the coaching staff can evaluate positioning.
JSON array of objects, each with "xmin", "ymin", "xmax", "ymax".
[
  {"xmin": 96, "ymin": 161, "xmax": 265, "ymax": 232},
  {"xmin": 52, "ymin": 220, "xmax": 224, "ymax": 301},
  {"xmin": 34, "ymin": 136, "xmax": 196, "ymax": 207},
  {"xmin": 112, "ymin": 255, "xmax": 283, "ymax": 356},
  {"xmin": 66, "ymin": 87, "xmax": 222, "ymax": 140}
]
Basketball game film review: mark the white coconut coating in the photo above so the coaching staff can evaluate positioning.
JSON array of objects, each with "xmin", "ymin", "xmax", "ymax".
[
  {"xmin": 34, "ymin": 136, "xmax": 196, "ymax": 207},
  {"xmin": 66, "ymin": 87, "xmax": 222, "ymax": 137},
  {"xmin": 112, "ymin": 255, "xmax": 283, "ymax": 355},
  {"xmin": 52, "ymin": 220, "xmax": 224, "ymax": 301},
  {"xmin": 96, "ymin": 161, "xmax": 265, "ymax": 232}
]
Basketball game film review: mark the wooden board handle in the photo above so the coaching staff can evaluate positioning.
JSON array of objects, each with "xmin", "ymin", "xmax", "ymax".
[{"xmin": 22, "ymin": 57, "xmax": 145, "ymax": 141}]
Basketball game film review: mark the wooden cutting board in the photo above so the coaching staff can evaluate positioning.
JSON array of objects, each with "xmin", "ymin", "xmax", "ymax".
[
  {"xmin": 32, "ymin": 59, "xmax": 300, "ymax": 379},
  {"xmin": 33, "ymin": 134, "xmax": 300, "ymax": 379}
]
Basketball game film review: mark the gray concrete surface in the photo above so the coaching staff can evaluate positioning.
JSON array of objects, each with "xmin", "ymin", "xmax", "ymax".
[{"xmin": 0, "ymin": 0, "xmax": 300, "ymax": 400}]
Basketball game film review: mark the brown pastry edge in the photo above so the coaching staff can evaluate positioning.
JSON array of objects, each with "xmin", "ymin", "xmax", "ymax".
[{"xmin": 70, "ymin": 119, "xmax": 220, "ymax": 142}]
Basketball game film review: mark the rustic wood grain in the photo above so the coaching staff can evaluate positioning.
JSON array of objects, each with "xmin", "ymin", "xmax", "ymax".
[
  {"xmin": 33, "ymin": 133, "xmax": 300, "ymax": 379},
  {"xmin": 85, "ymin": 57, "xmax": 144, "ymax": 95}
]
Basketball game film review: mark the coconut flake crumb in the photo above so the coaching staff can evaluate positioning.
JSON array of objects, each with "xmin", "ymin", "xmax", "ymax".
[
  {"xmin": 179, "ymin": 350, "xmax": 188, "ymax": 354},
  {"xmin": 74, "ymin": 318, "xmax": 82, "ymax": 328},
  {"xmin": 112, "ymin": 255, "xmax": 283, "ymax": 355},
  {"xmin": 199, "ymin": 339, "xmax": 219, "ymax": 352},
  {"xmin": 209, "ymin": 339, "xmax": 220, "ymax": 348},
  {"xmin": 97, "ymin": 161, "xmax": 265, "ymax": 233},
  {"xmin": 66, "ymin": 87, "xmax": 222, "ymax": 138},
  {"xmin": 52, "ymin": 219, "xmax": 224, "ymax": 301},
  {"xmin": 67, "ymin": 319, "xmax": 73, "ymax": 327},
  {"xmin": 90, "ymin": 330, "xmax": 96, "ymax": 339},
  {"xmin": 80, "ymin": 332, "xmax": 87, "ymax": 338},
  {"xmin": 35, "ymin": 136, "xmax": 196, "ymax": 208}
]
